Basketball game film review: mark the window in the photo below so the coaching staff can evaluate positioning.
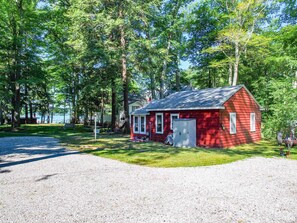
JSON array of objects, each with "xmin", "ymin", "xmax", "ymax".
[
  {"xmin": 134, "ymin": 116, "xmax": 139, "ymax": 133},
  {"xmin": 155, "ymin": 113, "xmax": 164, "ymax": 134},
  {"xmin": 140, "ymin": 116, "xmax": 146, "ymax": 134},
  {"xmin": 230, "ymin": 113, "xmax": 236, "ymax": 134},
  {"xmin": 170, "ymin": 114, "xmax": 179, "ymax": 130},
  {"xmin": 250, "ymin": 113, "xmax": 256, "ymax": 132}
]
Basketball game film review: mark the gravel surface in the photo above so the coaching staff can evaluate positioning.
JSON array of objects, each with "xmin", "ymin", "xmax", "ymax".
[{"xmin": 1, "ymin": 136, "xmax": 297, "ymax": 223}]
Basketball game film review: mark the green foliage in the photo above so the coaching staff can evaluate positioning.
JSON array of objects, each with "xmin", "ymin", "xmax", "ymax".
[
  {"xmin": 0, "ymin": 0, "xmax": 296, "ymax": 144},
  {"xmin": 263, "ymin": 78, "xmax": 297, "ymax": 138}
]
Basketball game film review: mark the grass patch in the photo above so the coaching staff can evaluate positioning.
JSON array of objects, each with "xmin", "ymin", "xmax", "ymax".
[{"xmin": 1, "ymin": 124, "xmax": 296, "ymax": 167}]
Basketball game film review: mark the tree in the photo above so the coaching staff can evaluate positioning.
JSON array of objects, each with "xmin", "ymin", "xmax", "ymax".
[
  {"xmin": 204, "ymin": 0, "xmax": 267, "ymax": 86},
  {"xmin": 0, "ymin": 0, "xmax": 47, "ymax": 128}
]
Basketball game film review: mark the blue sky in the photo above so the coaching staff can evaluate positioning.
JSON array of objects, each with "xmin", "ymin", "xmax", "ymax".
[{"xmin": 180, "ymin": 60, "xmax": 190, "ymax": 70}]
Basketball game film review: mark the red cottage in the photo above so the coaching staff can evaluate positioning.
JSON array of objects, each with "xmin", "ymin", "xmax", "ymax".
[{"xmin": 131, "ymin": 85, "xmax": 261, "ymax": 148}]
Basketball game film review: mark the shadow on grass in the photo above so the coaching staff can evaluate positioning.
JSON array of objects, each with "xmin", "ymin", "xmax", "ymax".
[
  {"xmin": 82, "ymin": 137, "xmax": 292, "ymax": 167},
  {"xmin": 84, "ymin": 140, "xmax": 281, "ymax": 158},
  {"xmin": 1, "ymin": 124, "xmax": 294, "ymax": 167},
  {"xmin": 0, "ymin": 124, "xmax": 92, "ymax": 139}
]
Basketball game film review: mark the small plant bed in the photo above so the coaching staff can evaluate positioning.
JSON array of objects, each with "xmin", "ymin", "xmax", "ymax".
[{"xmin": 1, "ymin": 124, "xmax": 296, "ymax": 167}]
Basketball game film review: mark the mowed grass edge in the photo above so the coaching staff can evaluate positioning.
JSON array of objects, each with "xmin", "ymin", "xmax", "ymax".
[{"xmin": 1, "ymin": 124, "xmax": 296, "ymax": 167}]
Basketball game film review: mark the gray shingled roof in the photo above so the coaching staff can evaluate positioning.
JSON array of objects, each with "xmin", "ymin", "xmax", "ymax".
[
  {"xmin": 132, "ymin": 105, "xmax": 150, "ymax": 115},
  {"xmin": 132, "ymin": 85, "xmax": 246, "ymax": 115}
]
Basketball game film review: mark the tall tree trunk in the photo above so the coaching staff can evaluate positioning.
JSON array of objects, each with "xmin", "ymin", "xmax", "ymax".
[
  {"xmin": 100, "ymin": 91, "xmax": 104, "ymax": 126},
  {"xmin": 75, "ymin": 72, "xmax": 80, "ymax": 123},
  {"xmin": 208, "ymin": 69, "xmax": 212, "ymax": 88},
  {"xmin": 70, "ymin": 71, "xmax": 78, "ymax": 124},
  {"xmin": 149, "ymin": 72, "xmax": 156, "ymax": 99},
  {"xmin": 24, "ymin": 85, "xmax": 28, "ymax": 123},
  {"xmin": 63, "ymin": 100, "xmax": 66, "ymax": 124},
  {"xmin": 11, "ymin": 66, "xmax": 21, "ymax": 128},
  {"xmin": 119, "ymin": 3, "xmax": 130, "ymax": 134},
  {"xmin": 228, "ymin": 63, "xmax": 233, "ymax": 86},
  {"xmin": 111, "ymin": 79, "xmax": 117, "ymax": 131},
  {"xmin": 148, "ymin": 57, "xmax": 156, "ymax": 99},
  {"xmin": 232, "ymin": 42, "xmax": 239, "ymax": 86},
  {"xmin": 11, "ymin": 11, "xmax": 22, "ymax": 129},
  {"xmin": 176, "ymin": 66, "xmax": 180, "ymax": 91},
  {"xmin": 0, "ymin": 101, "xmax": 3, "ymax": 125},
  {"xmin": 29, "ymin": 101, "xmax": 33, "ymax": 123},
  {"xmin": 160, "ymin": 40, "xmax": 171, "ymax": 99},
  {"xmin": 71, "ymin": 90, "xmax": 76, "ymax": 124},
  {"xmin": 84, "ymin": 106, "xmax": 88, "ymax": 126},
  {"xmin": 50, "ymin": 104, "xmax": 54, "ymax": 123},
  {"xmin": 90, "ymin": 111, "xmax": 93, "ymax": 126},
  {"xmin": 146, "ymin": 32, "xmax": 156, "ymax": 99}
]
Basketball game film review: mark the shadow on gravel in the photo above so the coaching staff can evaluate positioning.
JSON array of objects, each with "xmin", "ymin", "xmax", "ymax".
[
  {"xmin": 36, "ymin": 173, "xmax": 58, "ymax": 182},
  {"xmin": 0, "ymin": 137, "xmax": 62, "ymax": 156},
  {"xmin": 0, "ymin": 169, "xmax": 11, "ymax": 173},
  {"xmin": 0, "ymin": 150, "xmax": 80, "ymax": 168}
]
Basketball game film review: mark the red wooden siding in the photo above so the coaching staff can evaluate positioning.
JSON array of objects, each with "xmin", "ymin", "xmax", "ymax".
[
  {"xmin": 219, "ymin": 88, "xmax": 261, "ymax": 147},
  {"xmin": 148, "ymin": 110, "xmax": 221, "ymax": 147}
]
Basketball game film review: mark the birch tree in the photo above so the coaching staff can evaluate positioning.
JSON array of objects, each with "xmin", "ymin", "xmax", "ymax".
[{"xmin": 206, "ymin": 0, "xmax": 267, "ymax": 86}]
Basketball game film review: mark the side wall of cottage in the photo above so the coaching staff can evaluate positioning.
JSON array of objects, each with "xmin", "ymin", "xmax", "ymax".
[{"xmin": 219, "ymin": 88, "xmax": 261, "ymax": 147}]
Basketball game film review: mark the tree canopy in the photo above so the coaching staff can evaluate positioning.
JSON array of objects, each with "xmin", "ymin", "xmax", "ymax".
[{"xmin": 0, "ymin": 0, "xmax": 296, "ymax": 137}]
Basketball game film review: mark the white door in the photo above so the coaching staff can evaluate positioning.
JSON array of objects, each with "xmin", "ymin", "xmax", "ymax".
[{"xmin": 173, "ymin": 119, "xmax": 196, "ymax": 147}]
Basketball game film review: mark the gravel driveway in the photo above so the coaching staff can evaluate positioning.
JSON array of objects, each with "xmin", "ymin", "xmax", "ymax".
[{"xmin": 1, "ymin": 137, "xmax": 297, "ymax": 223}]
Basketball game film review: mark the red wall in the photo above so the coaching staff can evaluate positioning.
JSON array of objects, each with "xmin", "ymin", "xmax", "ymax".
[
  {"xmin": 219, "ymin": 88, "xmax": 261, "ymax": 147},
  {"xmin": 147, "ymin": 110, "xmax": 221, "ymax": 148}
]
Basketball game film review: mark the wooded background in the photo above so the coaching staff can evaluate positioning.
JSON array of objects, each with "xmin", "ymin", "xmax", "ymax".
[{"xmin": 0, "ymin": 0, "xmax": 296, "ymax": 137}]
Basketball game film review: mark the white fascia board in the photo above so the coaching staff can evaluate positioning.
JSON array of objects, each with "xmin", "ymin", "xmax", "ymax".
[
  {"xmin": 131, "ymin": 112, "xmax": 149, "ymax": 115},
  {"xmin": 146, "ymin": 107, "xmax": 225, "ymax": 111}
]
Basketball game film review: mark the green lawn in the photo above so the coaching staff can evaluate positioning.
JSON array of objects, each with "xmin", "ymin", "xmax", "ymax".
[{"xmin": 1, "ymin": 124, "xmax": 296, "ymax": 167}]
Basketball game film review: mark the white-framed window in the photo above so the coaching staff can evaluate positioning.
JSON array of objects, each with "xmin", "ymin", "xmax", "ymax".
[
  {"xmin": 250, "ymin": 113, "xmax": 256, "ymax": 132},
  {"xmin": 170, "ymin": 113, "xmax": 179, "ymax": 130},
  {"xmin": 155, "ymin": 113, "xmax": 164, "ymax": 134},
  {"xmin": 134, "ymin": 116, "xmax": 139, "ymax": 133},
  {"xmin": 230, "ymin": 113, "xmax": 236, "ymax": 134},
  {"xmin": 140, "ymin": 116, "xmax": 146, "ymax": 134}
]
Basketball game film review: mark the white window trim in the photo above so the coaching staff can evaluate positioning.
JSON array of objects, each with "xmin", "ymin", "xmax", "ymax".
[
  {"xmin": 230, "ymin": 113, "xmax": 236, "ymax": 134},
  {"xmin": 250, "ymin": 113, "xmax": 256, "ymax": 132},
  {"xmin": 170, "ymin": 113, "xmax": 179, "ymax": 130},
  {"xmin": 140, "ymin": 115, "xmax": 146, "ymax": 134},
  {"xmin": 155, "ymin": 113, "xmax": 164, "ymax": 134},
  {"xmin": 133, "ymin": 116, "xmax": 139, "ymax": 133}
]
